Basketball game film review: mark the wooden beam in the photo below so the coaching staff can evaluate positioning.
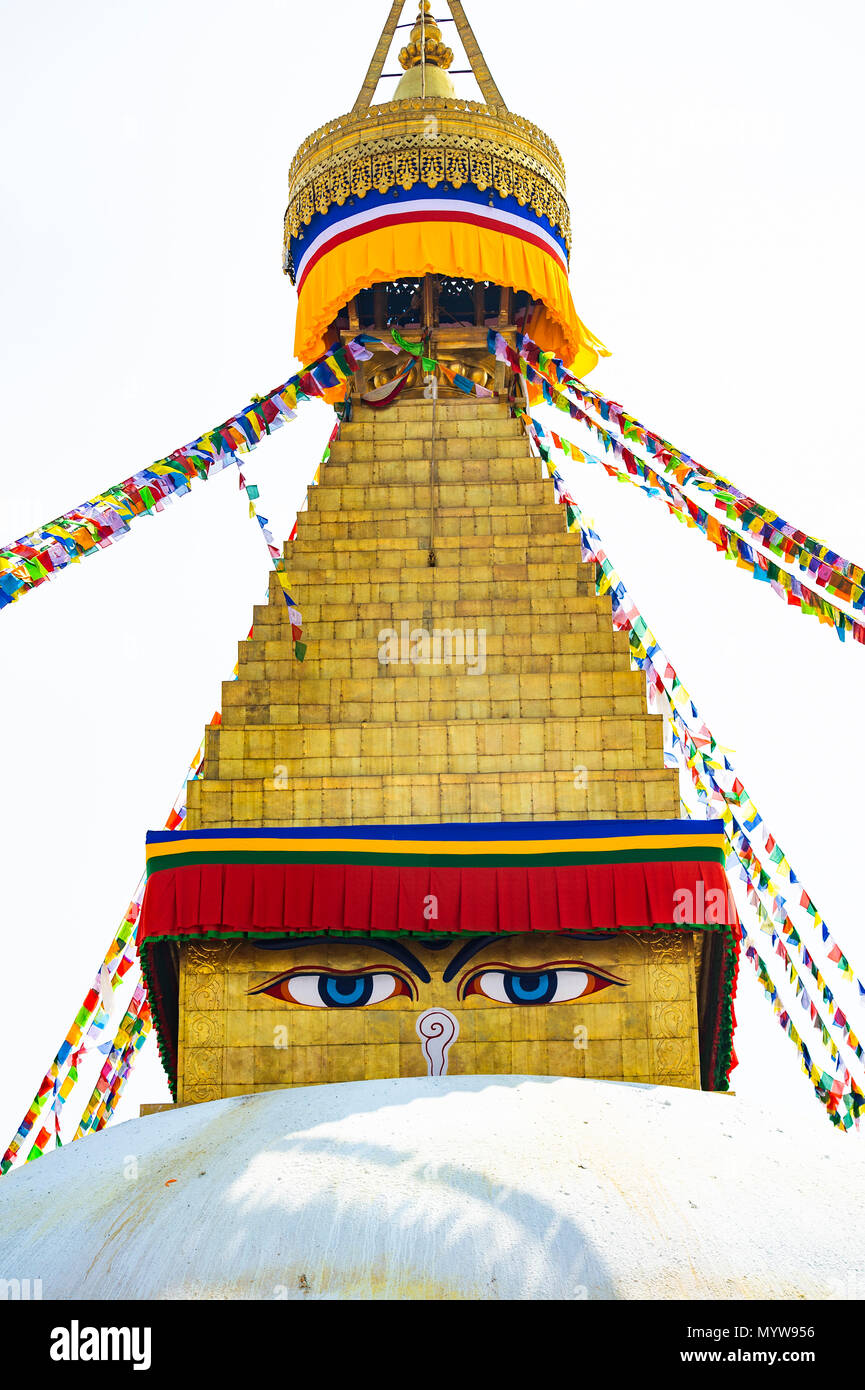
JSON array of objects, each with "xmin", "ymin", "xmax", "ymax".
[
  {"xmin": 445, "ymin": 1, "xmax": 507, "ymax": 109},
  {"xmin": 352, "ymin": 0, "xmax": 406, "ymax": 113}
]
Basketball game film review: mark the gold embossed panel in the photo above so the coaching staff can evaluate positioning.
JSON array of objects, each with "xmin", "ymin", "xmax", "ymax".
[{"xmin": 176, "ymin": 932, "xmax": 701, "ymax": 1101}]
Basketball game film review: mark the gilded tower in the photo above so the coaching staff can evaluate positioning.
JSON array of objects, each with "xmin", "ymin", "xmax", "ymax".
[
  {"xmin": 139, "ymin": 1, "xmax": 738, "ymax": 1107},
  {"xmin": 283, "ymin": 0, "xmax": 607, "ymax": 393}
]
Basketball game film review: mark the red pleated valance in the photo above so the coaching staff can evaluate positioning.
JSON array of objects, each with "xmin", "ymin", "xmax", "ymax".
[{"xmin": 139, "ymin": 858, "xmax": 737, "ymax": 942}]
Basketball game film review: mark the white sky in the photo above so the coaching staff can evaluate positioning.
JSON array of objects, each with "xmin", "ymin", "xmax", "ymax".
[{"xmin": 0, "ymin": 0, "xmax": 863, "ymax": 1144}]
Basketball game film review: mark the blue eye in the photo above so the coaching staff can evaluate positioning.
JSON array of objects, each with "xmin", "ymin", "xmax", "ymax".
[
  {"xmin": 251, "ymin": 971, "xmax": 414, "ymax": 1008},
  {"xmin": 504, "ymin": 972, "xmax": 557, "ymax": 1004},
  {"xmin": 463, "ymin": 965, "xmax": 624, "ymax": 1005},
  {"xmin": 318, "ymin": 975, "xmax": 373, "ymax": 1007}
]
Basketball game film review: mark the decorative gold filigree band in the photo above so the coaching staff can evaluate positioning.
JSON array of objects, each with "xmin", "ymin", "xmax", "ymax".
[
  {"xmin": 283, "ymin": 137, "xmax": 571, "ymax": 274},
  {"xmin": 289, "ymin": 99, "xmax": 566, "ymax": 189}
]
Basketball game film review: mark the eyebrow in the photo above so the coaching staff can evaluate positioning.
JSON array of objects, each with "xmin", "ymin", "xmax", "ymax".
[
  {"xmin": 442, "ymin": 936, "xmax": 500, "ymax": 983},
  {"xmin": 442, "ymin": 933, "xmax": 615, "ymax": 983},
  {"xmin": 252, "ymin": 935, "xmax": 431, "ymax": 983}
]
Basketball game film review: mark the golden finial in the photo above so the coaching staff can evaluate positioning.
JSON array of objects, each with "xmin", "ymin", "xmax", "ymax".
[{"xmin": 398, "ymin": 1, "xmax": 454, "ymax": 72}]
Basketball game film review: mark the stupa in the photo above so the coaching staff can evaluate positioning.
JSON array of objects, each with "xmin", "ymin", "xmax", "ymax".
[
  {"xmin": 136, "ymin": 0, "xmax": 739, "ymax": 1110},
  {"xmin": 12, "ymin": 2, "xmax": 865, "ymax": 1312}
]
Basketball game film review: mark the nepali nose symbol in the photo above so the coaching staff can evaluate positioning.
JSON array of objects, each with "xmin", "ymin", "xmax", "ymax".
[{"xmin": 416, "ymin": 1008, "xmax": 460, "ymax": 1076}]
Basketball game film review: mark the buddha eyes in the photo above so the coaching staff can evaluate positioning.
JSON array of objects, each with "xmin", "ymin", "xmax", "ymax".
[
  {"xmin": 249, "ymin": 962, "xmax": 624, "ymax": 1008},
  {"xmin": 461, "ymin": 965, "xmax": 624, "ymax": 1005},
  {"xmin": 251, "ymin": 971, "xmax": 414, "ymax": 1009}
]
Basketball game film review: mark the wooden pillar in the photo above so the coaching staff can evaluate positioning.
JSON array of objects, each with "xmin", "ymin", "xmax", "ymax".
[
  {"xmin": 422, "ymin": 274, "xmax": 436, "ymax": 330},
  {"xmin": 373, "ymin": 284, "xmax": 387, "ymax": 331},
  {"xmin": 494, "ymin": 286, "xmax": 513, "ymax": 394},
  {"xmin": 344, "ymin": 299, "xmax": 365, "ymax": 398},
  {"xmin": 473, "ymin": 282, "xmax": 486, "ymax": 327}
]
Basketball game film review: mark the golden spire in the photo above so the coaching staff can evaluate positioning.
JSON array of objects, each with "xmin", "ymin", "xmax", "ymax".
[
  {"xmin": 398, "ymin": 2, "xmax": 454, "ymax": 72},
  {"xmin": 394, "ymin": 2, "xmax": 456, "ymax": 98}
]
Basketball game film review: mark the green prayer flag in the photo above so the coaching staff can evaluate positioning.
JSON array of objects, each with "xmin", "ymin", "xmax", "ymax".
[
  {"xmin": 391, "ymin": 329, "xmax": 423, "ymax": 356},
  {"xmin": 330, "ymin": 346, "xmax": 350, "ymax": 377}
]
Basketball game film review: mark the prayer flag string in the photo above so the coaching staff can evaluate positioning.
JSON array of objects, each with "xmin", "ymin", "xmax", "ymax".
[
  {"xmin": 236, "ymin": 410, "xmax": 345, "ymax": 662},
  {"xmin": 73, "ymin": 984, "xmax": 151, "ymax": 1138},
  {"xmin": 507, "ymin": 334, "xmax": 865, "ymax": 629},
  {"xmin": 528, "ymin": 414, "xmax": 865, "ymax": 645},
  {"xmin": 0, "ymin": 338, "xmax": 366, "ymax": 612},
  {"xmin": 0, "ymin": 424, "xmax": 336, "ymax": 1172},
  {"xmin": 520, "ymin": 411, "xmax": 865, "ymax": 1127}
]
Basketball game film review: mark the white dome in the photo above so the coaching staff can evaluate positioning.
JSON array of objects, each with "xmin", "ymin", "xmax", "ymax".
[{"xmin": 1, "ymin": 1076, "xmax": 861, "ymax": 1300}]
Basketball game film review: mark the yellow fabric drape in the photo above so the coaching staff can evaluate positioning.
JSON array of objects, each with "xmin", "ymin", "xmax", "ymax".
[{"xmin": 294, "ymin": 220, "xmax": 609, "ymax": 376}]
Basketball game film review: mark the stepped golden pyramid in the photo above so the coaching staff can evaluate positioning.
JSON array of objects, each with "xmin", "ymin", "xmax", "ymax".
[
  {"xmin": 196, "ymin": 396, "xmax": 675, "ymax": 833},
  {"xmin": 138, "ymin": 1, "xmax": 737, "ymax": 1111}
]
